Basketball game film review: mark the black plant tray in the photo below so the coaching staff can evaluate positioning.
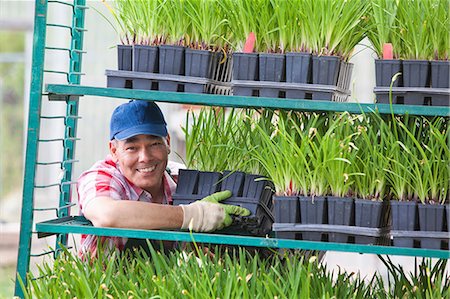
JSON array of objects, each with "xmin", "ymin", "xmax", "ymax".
[
  {"xmin": 172, "ymin": 169, "xmax": 274, "ymax": 236},
  {"xmin": 272, "ymin": 223, "xmax": 390, "ymax": 245},
  {"xmin": 106, "ymin": 70, "xmax": 212, "ymax": 94},
  {"xmin": 231, "ymin": 80, "xmax": 350, "ymax": 101},
  {"xmin": 373, "ymin": 86, "xmax": 450, "ymax": 106},
  {"xmin": 390, "ymin": 230, "xmax": 449, "ymax": 250}
]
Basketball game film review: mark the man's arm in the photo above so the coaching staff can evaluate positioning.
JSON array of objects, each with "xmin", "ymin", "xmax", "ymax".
[{"xmin": 83, "ymin": 196, "xmax": 183, "ymax": 230}]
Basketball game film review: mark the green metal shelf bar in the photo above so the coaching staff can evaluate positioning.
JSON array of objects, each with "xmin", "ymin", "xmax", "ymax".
[
  {"xmin": 48, "ymin": 0, "xmax": 88, "ymax": 10},
  {"xmin": 48, "ymin": 0, "xmax": 73, "ymax": 6},
  {"xmin": 44, "ymin": 46, "xmax": 87, "ymax": 58},
  {"xmin": 34, "ymin": 217, "xmax": 450, "ymax": 259},
  {"xmin": 38, "ymin": 137, "xmax": 80, "ymax": 142},
  {"xmin": 34, "ymin": 203, "xmax": 77, "ymax": 217},
  {"xmin": 30, "ymin": 250, "xmax": 55, "ymax": 258},
  {"xmin": 56, "ymin": 0, "xmax": 86, "ymax": 255},
  {"xmin": 14, "ymin": 0, "xmax": 49, "ymax": 296},
  {"xmin": 36, "ymin": 159, "xmax": 78, "ymax": 166},
  {"xmin": 34, "ymin": 183, "xmax": 61, "ymax": 189},
  {"xmin": 46, "ymin": 85, "xmax": 450, "ymax": 117},
  {"xmin": 40, "ymin": 115, "xmax": 81, "ymax": 119},
  {"xmin": 46, "ymin": 23, "xmax": 87, "ymax": 32}
]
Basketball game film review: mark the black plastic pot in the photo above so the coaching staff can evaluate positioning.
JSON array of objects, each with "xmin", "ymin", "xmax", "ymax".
[
  {"xmin": 403, "ymin": 60, "xmax": 430, "ymax": 105},
  {"xmin": 159, "ymin": 45, "xmax": 185, "ymax": 91},
  {"xmin": 391, "ymin": 201, "xmax": 418, "ymax": 248},
  {"xmin": 312, "ymin": 55, "xmax": 340, "ymax": 86},
  {"xmin": 354, "ymin": 199, "xmax": 383, "ymax": 244},
  {"xmin": 418, "ymin": 204, "xmax": 445, "ymax": 249},
  {"xmin": 447, "ymin": 204, "xmax": 450, "ymax": 232},
  {"xmin": 274, "ymin": 196, "xmax": 299, "ymax": 223},
  {"xmin": 184, "ymin": 48, "xmax": 212, "ymax": 93},
  {"xmin": 197, "ymin": 171, "xmax": 222, "ymax": 195},
  {"xmin": 327, "ymin": 196, "xmax": 354, "ymax": 243},
  {"xmin": 430, "ymin": 60, "xmax": 450, "ymax": 106},
  {"xmin": 185, "ymin": 48, "xmax": 212, "ymax": 78},
  {"xmin": 232, "ymin": 52, "xmax": 259, "ymax": 81},
  {"xmin": 258, "ymin": 53, "xmax": 285, "ymax": 97},
  {"xmin": 375, "ymin": 59, "xmax": 402, "ymax": 87},
  {"xmin": 175, "ymin": 169, "xmax": 199, "ymax": 196},
  {"xmin": 286, "ymin": 52, "xmax": 311, "ymax": 84},
  {"xmin": 117, "ymin": 45, "xmax": 132, "ymax": 71},
  {"xmin": 285, "ymin": 52, "xmax": 312, "ymax": 99},
  {"xmin": 374, "ymin": 59, "xmax": 402, "ymax": 104},
  {"xmin": 274, "ymin": 195, "xmax": 299, "ymax": 240},
  {"xmin": 299, "ymin": 196, "xmax": 327, "ymax": 241},
  {"xmin": 311, "ymin": 55, "xmax": 341, "ymax": 101},
  {"xmin": 220, "ymin": 171, "xmax": 246, "ymax": 197},
  {"xmin": 133, "ymin": 45, "xmax": 159, "ymax": 73}
]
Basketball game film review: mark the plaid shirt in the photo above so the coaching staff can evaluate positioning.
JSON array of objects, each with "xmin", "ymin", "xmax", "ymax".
[{"xmin": 77, "ymin": 155, "xmax": 183, "ymax": 257}]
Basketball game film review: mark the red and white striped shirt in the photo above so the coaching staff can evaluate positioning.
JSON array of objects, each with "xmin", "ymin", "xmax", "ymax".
[{"xmin": 77, "ymin": 155, "xmax": 183, "ymax": 257}]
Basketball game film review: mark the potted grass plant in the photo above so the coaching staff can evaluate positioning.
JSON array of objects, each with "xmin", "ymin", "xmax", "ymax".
[
  {"xmin": 157, "ymin": 0, "xmax": 190, "ymax": 91},
  {"xmin": 429, "ymin": 0, "xmax": 449, "ymax": 106},
  {"xmin": 283, "ymin": 0, "xmax": 312, "ymax": 99},
  {"xmin": 131, "ymin": 0, "xmax": 163, "ymax": 75},
  {"xmin": 322, "ymin": 113, "xmax": 361, "ymax": 243},
  {"xmin": 183, "ymin": 0, "xmax": 228, "ymax": 93},
  {"xmin": 352, "ymin": 114, "xmax": 390, "ymax": 244},
  {"xmin": 366, "ymin": 0, "xmax": 402, "ymax": 103},
  {"xmin": 255, "ymin": 0, "xmax": 286, "ymax": 97},
  {"xmin": 397, "ymin": 117, "xmax": 449, "ymax": 249},
  {"xmin": 100, "ymin": 0, "xmax": 137, "ymax": 71},
  {"xmin": 222, "ymin": 0, "xmax": 260, "ymax": 89},
  {"xmin": 396, "ymin": 0, "xmax": 434, "ymax": 105},
  {"xmin": 301, "ymin": 0, "xmax": 367, "ymax": 100},
  {"xmin": 385, "ymin": 116, "xmax": 418, "ymax": 248}
]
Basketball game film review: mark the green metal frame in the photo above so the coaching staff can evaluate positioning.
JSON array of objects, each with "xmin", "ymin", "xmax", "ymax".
[
  {"xmin": 46, "ymin": 84, "xmax": 450, "ymax": 117},
  {"xmin": 15, "ymin": 0, "xmax": 449, "ymax": 297},
  {"xmin": 15, "ymin": 0, "xmax": 86, "ymax": 297}
]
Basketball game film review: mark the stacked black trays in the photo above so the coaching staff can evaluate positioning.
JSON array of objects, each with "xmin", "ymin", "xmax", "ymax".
[{"xmin": 172, "ymin": 169, "xmax": 275, "ymax": 236}]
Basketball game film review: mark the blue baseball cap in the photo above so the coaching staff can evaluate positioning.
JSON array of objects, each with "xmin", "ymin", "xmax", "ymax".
[{"xmin": 110, "ymin": 100, "xmax": 168, "ymax": 140}]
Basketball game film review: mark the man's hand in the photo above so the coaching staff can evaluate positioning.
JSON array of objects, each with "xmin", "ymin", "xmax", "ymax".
[{"xmin": 180, "ymin": 190, "xmax": 251, "ymax": 232}]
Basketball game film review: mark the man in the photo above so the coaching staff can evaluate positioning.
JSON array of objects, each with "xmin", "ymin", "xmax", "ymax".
[{"xmin": 77, "ymin": 100, "xmax": 250, "ymax": 256}]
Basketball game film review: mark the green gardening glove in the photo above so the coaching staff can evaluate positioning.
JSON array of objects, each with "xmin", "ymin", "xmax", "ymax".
[{"xmin": 200, "ymin": 190, "xmax": 251, "ymax": 227}]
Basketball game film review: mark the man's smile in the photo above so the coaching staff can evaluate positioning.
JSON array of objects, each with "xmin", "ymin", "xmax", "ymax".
[{"xmin": 137, "ymin": 165, "xmax": 157, "ymax": 173}]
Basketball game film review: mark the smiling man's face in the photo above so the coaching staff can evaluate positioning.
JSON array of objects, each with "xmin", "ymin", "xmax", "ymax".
[{"xmin": 110, "ymin": 134, "xmax": 169, "ymax": 195}]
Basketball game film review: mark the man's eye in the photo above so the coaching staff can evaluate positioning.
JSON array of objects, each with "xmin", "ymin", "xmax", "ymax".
[
  {"xmin": 126, "ymin": 146, "xmax": 136, "ymax": 151},
  {"xmin": 150, "ymin": 142, "xmax": 163, "ymax": 147}
]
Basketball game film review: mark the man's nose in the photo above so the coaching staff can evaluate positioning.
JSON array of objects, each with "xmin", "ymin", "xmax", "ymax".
[{"xmin": 138, "ymin": 147, "xmax": 152, "ymax": 162}]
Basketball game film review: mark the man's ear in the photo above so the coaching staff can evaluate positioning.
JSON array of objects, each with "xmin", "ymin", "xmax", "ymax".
[
  {"xmin": 109, "ymin": 140, "xmax": 119, "ymax": 162},
  {"xmin": 166, "ymin": 134, "xmax": 171, "ymax": 154}
]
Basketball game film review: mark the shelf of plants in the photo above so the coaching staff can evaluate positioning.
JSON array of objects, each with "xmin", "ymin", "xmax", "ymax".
[
  {"xmin": 16, "ymin": 0, "xmax": 450, "ymax": 297},
  {"xmin": 41, "ymin": 0, "xmax": 450, "ymax": 258}
]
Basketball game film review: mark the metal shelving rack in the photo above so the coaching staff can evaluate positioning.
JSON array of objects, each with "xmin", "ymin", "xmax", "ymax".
[{"xmin": 15, "ymin": 0, "xmax": 450, "ymax": 297}]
